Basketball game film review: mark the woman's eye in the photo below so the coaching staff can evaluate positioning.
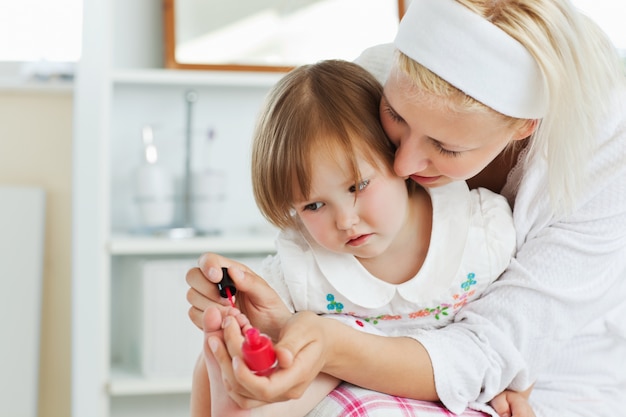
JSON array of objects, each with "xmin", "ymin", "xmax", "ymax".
[
  {"xmin": 349, "ymin": 179, "xmax": 370, "ymax": 193},
  {"xmin": 303, "ymin": 202, "xmax": 324, "ymax": 211},
  {"xmin": 435, "ymin": 144, "xmax": 462, "ymax": 157},
  {"xmin": 383, "ymin": 106, "xmax": 403, "ymax": 123}
]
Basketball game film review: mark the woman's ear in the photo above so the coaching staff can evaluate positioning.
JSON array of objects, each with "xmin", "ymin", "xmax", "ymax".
[{"xmin": 512, "ymin": 119, "xmax": 539, "ymax": 141}]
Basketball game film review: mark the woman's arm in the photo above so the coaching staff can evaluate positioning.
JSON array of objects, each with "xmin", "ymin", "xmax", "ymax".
[
  {"xmin": 187, "ymin": 253, "xmax": 436, "ymax": 406},
  {"xmin": 205, "ymin": 310, "xmax": 438, "ymax": 406},
  {"xmin": 281, "ymin": 312, "xmax": 439, "ymax": 401},
  {"xmin": 415, "ymin": 137, "xmax": 626, "ymax": 412}
]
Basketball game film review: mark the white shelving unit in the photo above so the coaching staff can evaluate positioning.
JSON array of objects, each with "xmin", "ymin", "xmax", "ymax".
[{"xmin": 72, "ymin": 1, "xmax": 280, "ymax": 416}]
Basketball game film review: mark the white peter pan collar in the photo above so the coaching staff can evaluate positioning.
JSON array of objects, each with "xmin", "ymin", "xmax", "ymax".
[{"xmin": 286, "ymin": 181, "xmax": 472, "ymax": 309}]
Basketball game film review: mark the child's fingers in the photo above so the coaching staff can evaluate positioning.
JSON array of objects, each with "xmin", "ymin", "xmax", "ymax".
[
  {"xmin": 222, "ymin": 315, "xmax": 246, "ymax": 358},
  {"xmin": 202, "ymin": 306, "xmax": 225, "ymax": 333},
  {"xmin": 232, "ymin": 311, "xmax": 252, "ymax": 330}
]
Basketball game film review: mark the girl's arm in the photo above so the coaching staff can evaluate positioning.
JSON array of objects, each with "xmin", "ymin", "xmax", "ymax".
[{"xmin": 190, "ymin": 353, "xmax": 211, "ymax": 417}]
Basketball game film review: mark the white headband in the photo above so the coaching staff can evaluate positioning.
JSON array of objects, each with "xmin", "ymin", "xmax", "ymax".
[{"xmin": 394, "ymin": 0, "xmax": 547, "ymax": 119}]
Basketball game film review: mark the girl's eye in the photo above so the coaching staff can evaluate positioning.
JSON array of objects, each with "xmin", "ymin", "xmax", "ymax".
[
  {"xmin": 303, "ymin": 201, "xmax": 324, "ymax": 211},
  {"xmin": 349, "ymin": 179, "xmax": 370, "ymax": 193}
]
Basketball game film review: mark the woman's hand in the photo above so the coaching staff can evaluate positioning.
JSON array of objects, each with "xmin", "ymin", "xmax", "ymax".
[
  {"xmin": 490, "ymin": 385, "xmax": 535, "ymax": 417},
  {"xmin": 209, "ymin": 308, "xmax": 438, "ymax": 407},
  {"xmin": 207, "ymin": 310, "xmax": 331, "ymax": 408},
  {"xmin": 186, "ymin": 252, "xmax": 292, "ymax": 339}
]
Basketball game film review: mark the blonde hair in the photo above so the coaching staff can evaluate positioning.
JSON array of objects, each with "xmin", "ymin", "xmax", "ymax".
[
  {"xmin": 251, "ymin": 60, "xmax": 401, "ymax": 229},
  {"xmin": 396, "ymin": 0, "xmax": 625, "ymax": 213}
]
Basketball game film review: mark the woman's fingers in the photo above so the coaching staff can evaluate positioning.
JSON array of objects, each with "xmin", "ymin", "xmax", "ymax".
[
  {"xmin": 186, "ymin": 266, "xmax": 215, "ymax": 296},
  {"xmin": 205, "ymin": 310, "xmax": 331, "ymax": 407},
  {"xmin": 490, "ymin": 392, "xmax": 511, "ymax": 417},
  {"xmin": 186, "ymin": 266, "xmax": 234, "ymax": 329},
  {"xmin": 225, "ymin": 311, "xmax": 328, "ymax": 403},
  {"xmin": 220, "ymin": 268, "xmax": 293, "ymax": 339},
  {"xmin": 206, "ymin": 311, "xmax": 275, "ymax": 409},
  {"xmin": 186, "ymin": 254, "xmax": 260, "ymax": 329},
  {"xmin": 188, "ymin": 305, "xmax": 205, "ymax": 330},
  {"xmin": 197, "ymin": 253, "xmax": 254, "ymax": 283}
]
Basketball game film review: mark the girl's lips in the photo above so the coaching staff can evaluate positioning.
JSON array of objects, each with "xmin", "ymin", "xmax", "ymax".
[
  {"xmin": 410, "ymin": 174, "xmax": 441, "ymax": 185},
  {"xmin": 347, "ymin": 234, "xmax": 371, "ymax": 246}
]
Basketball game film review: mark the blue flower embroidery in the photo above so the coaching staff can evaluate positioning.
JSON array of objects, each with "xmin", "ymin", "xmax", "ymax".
[
  {"xmin": 461, "ymin": 272, "xmax": 477, "ymax": 292},
  {"xmin": 326, "ymin": 294, "xmax": 344, "ymax": 313}
]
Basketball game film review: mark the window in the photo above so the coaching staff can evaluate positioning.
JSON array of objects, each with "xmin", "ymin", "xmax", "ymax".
[
  {"xmin": 0, "ymin": 0, "xmax": 82, "ymax": 83},
  {"xmin": 0, "ymin": 0, "xmax": 82, "ymax": 62},
  {"xmin": 0, "ymin": 1, "xmax": 621, "ymax": 71}
]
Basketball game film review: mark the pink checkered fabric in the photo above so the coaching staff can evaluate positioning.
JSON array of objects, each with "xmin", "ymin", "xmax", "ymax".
[{"xmin": 306, "ymin": 383, "xmax": 491, "ymax": 417}]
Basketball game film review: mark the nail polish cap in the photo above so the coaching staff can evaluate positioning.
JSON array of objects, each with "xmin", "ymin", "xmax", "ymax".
[{"xmin": 217, "ymin": 267, "xmax": 237, "ymax": 298}]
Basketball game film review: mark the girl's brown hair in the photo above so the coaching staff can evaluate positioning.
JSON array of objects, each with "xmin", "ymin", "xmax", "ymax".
[{"xmin": 251, "ymin": 59, "xmax": 398, "ymax": 229}]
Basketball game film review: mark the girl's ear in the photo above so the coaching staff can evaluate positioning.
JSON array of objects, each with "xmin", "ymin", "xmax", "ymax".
[{"xmin": 512, "ymin": 119, "xmax": 539, "ymax": 141}]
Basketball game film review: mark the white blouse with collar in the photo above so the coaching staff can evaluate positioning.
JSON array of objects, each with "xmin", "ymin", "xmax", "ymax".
[{"xmin": 260, "ymin": 181, "xmax": 515, "ymax": 337}]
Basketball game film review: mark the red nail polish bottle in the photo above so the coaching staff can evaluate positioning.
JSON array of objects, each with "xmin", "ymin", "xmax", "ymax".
[{"xmin": 242, "ymin": 328, "xmax": 277, "ymax": 376}]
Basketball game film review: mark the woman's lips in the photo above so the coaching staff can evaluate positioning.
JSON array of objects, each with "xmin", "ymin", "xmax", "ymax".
[{"xmin": 410, "ymin": 174, "xmax": 441, "ymax": 185}]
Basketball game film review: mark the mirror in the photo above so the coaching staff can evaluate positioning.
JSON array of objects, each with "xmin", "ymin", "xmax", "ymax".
[{"xmin": 163, "ymin": 0, "xmax": 406, "ymax": 72}]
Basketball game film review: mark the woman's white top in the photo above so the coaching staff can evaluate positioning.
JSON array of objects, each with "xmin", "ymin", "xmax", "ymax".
[{"xmin": 355, "ymin": 43, "xmax": 626, "ymax": 416}]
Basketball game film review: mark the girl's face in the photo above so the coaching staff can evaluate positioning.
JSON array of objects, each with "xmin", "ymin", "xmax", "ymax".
[
  {"xmin": 381, "ymin": 68, "xmax": 529, "ymax": 188},
  {"xmin": 292, "ymin": 148, "xmax": 412, "ymax": 260}
]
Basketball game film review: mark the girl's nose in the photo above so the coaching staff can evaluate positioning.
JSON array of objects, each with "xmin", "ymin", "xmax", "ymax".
[{"xmin": 335, "ymin": 205, "xmax": 359, "ymax": 230}]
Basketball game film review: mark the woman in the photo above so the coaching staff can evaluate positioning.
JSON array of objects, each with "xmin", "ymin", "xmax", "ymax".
[{"xmin": 187, "ymin": 0, "xmax": 626, "ymax": 415}]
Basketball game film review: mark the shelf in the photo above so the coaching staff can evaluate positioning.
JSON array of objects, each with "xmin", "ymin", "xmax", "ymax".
[
  {"xmin": 0, "ymin": 78, "xmax": 73, "ymax": 94},
  {"xmin": 112, "ymin": 68, "xmax": 284, "ymax": 88},
  {"xmin": 108, "ymin": 369, "xmax": 191, "ymax": 396},
  {"xmin": 109, "ymin": 233, "xmax": 276, "ymax": 255}
]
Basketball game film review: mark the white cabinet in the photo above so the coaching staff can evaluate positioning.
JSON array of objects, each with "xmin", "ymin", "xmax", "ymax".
[{"xmin": 72, "ymin": 1, "xmax": 280, "ymax": 416}]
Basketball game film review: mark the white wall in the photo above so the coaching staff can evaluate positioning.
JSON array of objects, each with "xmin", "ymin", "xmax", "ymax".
[{"xmin": 0, "ymin": 88, "xmax": 73, "ymax": 417}]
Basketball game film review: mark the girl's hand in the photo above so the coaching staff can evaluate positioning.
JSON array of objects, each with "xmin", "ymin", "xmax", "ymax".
[{"xmin": 186, "ymin": 252, "xmax": 292, "ymax": 339}]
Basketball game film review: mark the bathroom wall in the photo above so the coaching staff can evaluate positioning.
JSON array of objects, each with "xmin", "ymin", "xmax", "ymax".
[{"xmin": 0, "ymin": 88, "xmax": 73, "ymax": 417}]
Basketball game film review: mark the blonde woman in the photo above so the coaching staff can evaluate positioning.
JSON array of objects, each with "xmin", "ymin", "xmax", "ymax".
[{"xmin": 187, "ymin": 0, "xmax": 626, "ymax": 415}]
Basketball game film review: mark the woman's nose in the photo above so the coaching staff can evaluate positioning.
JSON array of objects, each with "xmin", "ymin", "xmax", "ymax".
[{"xmin": 393, "ymin": 139, "xmax": 429, "ymax": 177}]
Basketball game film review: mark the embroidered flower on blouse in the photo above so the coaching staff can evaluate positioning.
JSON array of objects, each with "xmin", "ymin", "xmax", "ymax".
[
  {"xmin": 325, "ymin": 272, "xmax": 478, "ymax": 323},
  {"xmin": 428, "ymin": 305, "xmax": 450, "ymax": 320},
  {"xmin": 461, "ymin": 272, "xmax": 477, "ymax": 291},
  {"xmin": 326, "ymin": 293, "xmax": 344, "ymax": 313}
]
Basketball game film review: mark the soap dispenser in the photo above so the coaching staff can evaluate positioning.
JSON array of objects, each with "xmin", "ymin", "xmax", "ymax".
[{"xmin": 134, "ymin": 125, "xmax": 175, "ymax": 231}]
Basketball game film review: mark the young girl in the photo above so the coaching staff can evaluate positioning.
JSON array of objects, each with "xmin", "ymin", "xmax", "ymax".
[
  {"xmin": 188, "ymin": 0, "xmax": 626, "ymax": 416},
  {"xmin": 197, "ymin": 59, "xmax": 532, "ymax": 417}
]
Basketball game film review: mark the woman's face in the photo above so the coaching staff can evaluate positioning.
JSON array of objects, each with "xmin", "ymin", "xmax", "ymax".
[{"xmin": 381, "ymin": 68, "xmax": 527, "ymax": 188}]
